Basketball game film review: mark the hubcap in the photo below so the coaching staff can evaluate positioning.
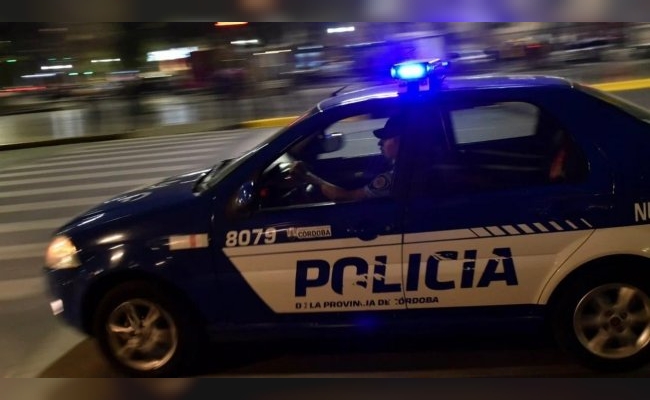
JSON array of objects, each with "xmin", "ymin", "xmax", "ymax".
[
  {"xmin": 106, "ymin": 299, "xmax": 178, "ymax": 371},
  {"xmin": 574, "ymin": 283, "xmax": 650, "ymax": 359}
]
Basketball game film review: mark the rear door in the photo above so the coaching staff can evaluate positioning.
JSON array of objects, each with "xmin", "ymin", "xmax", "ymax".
[{"xmin": 401, "ymin": 88, "xmax": 608, "ymax": 310}]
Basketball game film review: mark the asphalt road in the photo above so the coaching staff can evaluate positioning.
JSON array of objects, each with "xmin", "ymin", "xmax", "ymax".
[
  {"xmin": 36, "ymin": 331, "xmax": 650, "ymax": 378},
  {"xmin": 3, "ymin": 87, "xmax": 650, "ymax": 378}
]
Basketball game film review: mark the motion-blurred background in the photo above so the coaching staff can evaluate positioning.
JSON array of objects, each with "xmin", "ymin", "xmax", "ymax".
[{"xmin": 1, "ymin": 22, "xmax": 649, "ymax": 145}]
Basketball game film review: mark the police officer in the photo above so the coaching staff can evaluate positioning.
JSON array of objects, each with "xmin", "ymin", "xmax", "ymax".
[{"xmin": 290, "ymin": 116, "xmax": 402, "ymax": 202}]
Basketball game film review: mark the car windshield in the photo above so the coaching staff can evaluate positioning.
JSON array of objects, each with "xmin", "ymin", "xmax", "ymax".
[
  {"xmin": 578, "ymin": 83, "xmax": 650, "ymax": 124},
  {"xmin": 195, "ymin": 107, "xmax": 319, "ymax": 192}
]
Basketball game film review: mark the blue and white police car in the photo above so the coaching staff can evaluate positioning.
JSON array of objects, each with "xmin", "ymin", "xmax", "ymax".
[{"xmin": 44, "ymin": 59, "xmax": 650, "ymax": 376}]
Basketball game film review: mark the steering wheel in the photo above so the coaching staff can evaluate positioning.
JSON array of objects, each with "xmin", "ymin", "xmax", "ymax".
[
  {"xmin": 267, "ymin": 160, "xmax": 331, "ymax": 205},
  {"xmin": 276, "ymin": 162, "xmax": 321, "ymax": 203}
]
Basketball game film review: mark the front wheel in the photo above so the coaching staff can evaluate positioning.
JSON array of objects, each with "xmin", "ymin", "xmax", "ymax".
[
  {"xmin": 552, "ymin": 274, "xmax": 650, "ymax": 372},
  {"xmin": 93, "ymin": 281, "xmax": 202, "ymax": 377}
]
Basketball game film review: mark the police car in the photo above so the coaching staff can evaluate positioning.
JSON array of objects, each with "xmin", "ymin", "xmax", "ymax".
[{"xmin": 44, "ymin": 59, "xmax": 650, "ymax": 376}]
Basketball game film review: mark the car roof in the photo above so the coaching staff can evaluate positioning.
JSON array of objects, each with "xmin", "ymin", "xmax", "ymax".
[{"xmin": 317, "ymin": 75, "xmax": 574, "ymax": 111}]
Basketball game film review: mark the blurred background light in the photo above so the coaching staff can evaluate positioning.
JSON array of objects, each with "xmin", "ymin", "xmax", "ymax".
[
  {"xmin": 91, "ymin": 58, "xmax": 121, "ymax": 63},
  {"xmin": 215, "ymin": 22, "xmax": 249, "ymax": 26},
  {"xmin": 41, "ymin": 65, "xmax": 73, "ymax": 70},
  {"xmin": 22, "ymin": 73, "xmax": 57, "ymax": 78},
  {"xmin": 147, "ymin": 47, "xmax": 198, "ymax": 62},
  {"xmin": 327, "ymin": 26, "xmax": 356, "ymax": 34},
  {"xmin": 231, "ymin": 39, "xmax": 260, "ymax": 45},
  {"xmin": 253, "ymin": 49, "xmax": 291, "ymax": 55}
]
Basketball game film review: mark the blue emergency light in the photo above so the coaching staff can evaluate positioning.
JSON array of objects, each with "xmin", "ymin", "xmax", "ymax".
[
  {"xmin": 391, "ymin": 63, "xmax": 428, "ymax": 81},
  {"xmin": 391, "ymin": 59, "xmax": 450, "ymax": 94}
]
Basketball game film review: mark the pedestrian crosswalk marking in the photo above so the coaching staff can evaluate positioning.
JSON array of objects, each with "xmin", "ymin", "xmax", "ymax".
[
  {"xmin": 0, "ymin": 178, "xmax": 158, "ymax": 199},
  {"xmin": 0, "ymin": 165, "xmax": 197, "ymax": 188},
  {"xmin": 0, "ymin": 197, "xmax": 109, "ymax": 214},
  {"xmin": 0, "ymin": 157, "xmax": 208, "ymax": 179}
]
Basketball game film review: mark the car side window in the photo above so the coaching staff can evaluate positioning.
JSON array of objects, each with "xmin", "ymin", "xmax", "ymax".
[
  {"xmin": 451, "ymin": 102, "xmax": 538, "ymax": 144},
  {"xmin": 255, "ymin": 104, "xmax": 399, "ymax": 210},
  {"xmin": 317, "ymin": 114, "xmax": 388, "ymax": 160},
  {"xmin": 419, "ymin": 100, "xmax": 588, "ymax": 197}
]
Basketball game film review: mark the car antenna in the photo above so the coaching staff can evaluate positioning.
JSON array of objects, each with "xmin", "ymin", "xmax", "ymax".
[{"xmin": 331, "ymin": 85, "xmax": 349, "ymax": 97}]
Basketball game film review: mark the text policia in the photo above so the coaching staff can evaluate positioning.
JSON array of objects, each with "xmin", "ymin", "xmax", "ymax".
[{"xmin": 295, "ymin": 247, "xmax": 518, "ymax": 298}]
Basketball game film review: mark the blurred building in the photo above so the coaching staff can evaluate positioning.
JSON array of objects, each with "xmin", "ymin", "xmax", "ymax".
[{"xmin": 0, "ymin": 22, "xmax": 641, "ymax": 96}]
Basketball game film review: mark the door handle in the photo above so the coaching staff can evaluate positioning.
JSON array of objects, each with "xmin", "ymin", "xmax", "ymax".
[
  {"xmin": 347, "ymin": 223, "xmax": 394, "ymax": 241},
  {"xmin": 347, "ymin": 226, "xmax": 379, "ymax": 241}
]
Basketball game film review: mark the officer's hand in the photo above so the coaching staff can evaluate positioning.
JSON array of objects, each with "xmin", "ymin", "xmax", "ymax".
[{"xmin": 288, "ymin": 161, "xmax": 309, "ymax": 182}]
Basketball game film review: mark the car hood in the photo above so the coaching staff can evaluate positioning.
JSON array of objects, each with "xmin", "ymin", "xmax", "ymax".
[
  {"xmin": 58, "ymin": 127, "xmax": 282, "ymax": 236},
  {"xmin": 59, "ymin": 168, "xmax": 209, "ymax": 234}
]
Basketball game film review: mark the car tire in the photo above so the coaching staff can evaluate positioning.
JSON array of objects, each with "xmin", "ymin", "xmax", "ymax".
[
  {"xmin": 93, "ymin": 281, "xmax": 203, "ymax": 377},
  {"xmin": 551, "ymin": 269, "xmax": 650, "ymax": 372}
]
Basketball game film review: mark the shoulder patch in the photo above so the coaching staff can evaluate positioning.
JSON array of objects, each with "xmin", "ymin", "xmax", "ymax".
[{"xmin": 371, "ymin": 174, "xmax": 389, "ymax": 190}]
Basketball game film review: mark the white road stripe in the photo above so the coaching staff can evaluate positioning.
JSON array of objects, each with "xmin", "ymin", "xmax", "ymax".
[
  {"xmin": 46, "ymin": 136, "xmax": 238, "ymax": 161},
  {"xmin": 0, "ymin": 277, "xmax": 46, "ymax": 302},
  {"xmin": 581, "ymin": 218, "xmax": 593, "ymax": 228},
  {"xmin": 548, "ymin": 221, "xmax": 564, "ymax": 231},
  {"xmin": 0, "ymin": 218, "xmax": 68, "ymax": 234},
  {"xmin": 0, "ymin": 178, "xmax": 156, "ymax": 199},
  {"xmin": 71, "ymin": 131, "xmax": 241, "ymax": 150},
  {"xmin": 73, "ymin": 129, "xmax": 244, "ymax": 150},
  {"xmin": 0, "ymin": 196, "xmax": 108, "ymax": 214},
  {"xmin": 0, "ymin": 165, "xmax": 196, "ymax": 188},
  {"xmin": 0, "ymin": 243, "xmax": 47, "ymax": 261},
  {"xmin": 0, "ymin": 157, "xmax": 208, "ymax": 179},
  {"xmin": 2, "ymin": 148, "xmax": 218, "ymax": 171}
]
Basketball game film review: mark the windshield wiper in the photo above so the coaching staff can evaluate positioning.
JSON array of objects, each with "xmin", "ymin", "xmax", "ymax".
[
  {"xmin": 331, "ymin": 85, "xmax": 349, "ymax": 97},
  {"xmin": 193, "ymin": 159, "xmax": 234, "ymax": 193}
]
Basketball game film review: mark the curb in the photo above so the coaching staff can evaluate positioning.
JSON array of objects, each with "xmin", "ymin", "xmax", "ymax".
[
  {"xmin": 239, "ymin": 116, "xmax": 299, "ymax": 129},
  {"xmin": 590, "ymin": 78, "xmax": 650, "ymax": 92}
]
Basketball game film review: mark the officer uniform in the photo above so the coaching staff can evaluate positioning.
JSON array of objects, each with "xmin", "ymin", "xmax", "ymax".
[{"xmin": 364, "ymin": 117, "xmax": 401, "ymax": 198}]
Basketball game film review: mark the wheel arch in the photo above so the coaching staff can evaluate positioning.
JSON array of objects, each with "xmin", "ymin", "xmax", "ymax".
[
  {"xmin": 544, "ymin": 254, "xmax": 650, "ymax": 314},
  {"xmin": 80, "ymin": 269, "xmax": 206, "ymax": 336}
]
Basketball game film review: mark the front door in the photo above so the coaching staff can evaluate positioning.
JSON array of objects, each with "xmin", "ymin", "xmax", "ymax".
[{"xmin": 215, "ymin": 100, "xmax": 419, "ymax": 326}]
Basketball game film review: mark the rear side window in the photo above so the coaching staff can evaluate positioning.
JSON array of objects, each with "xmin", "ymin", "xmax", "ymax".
[
  {"xmin": 451, "ymin": 102, "xmax": 539, "ymax": 144},
  {"xmin": 414, "ymin": 99, "xmax": 588, "ymax": 198}
]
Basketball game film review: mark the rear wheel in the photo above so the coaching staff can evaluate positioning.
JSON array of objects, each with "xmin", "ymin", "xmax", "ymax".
[
  {"xmin": 93, "ymin": 281, "xmax": 202, "ymax": 377},
  {"xmin": 552, "ymin": 272, "xmax": 650, "ymax": 371}
]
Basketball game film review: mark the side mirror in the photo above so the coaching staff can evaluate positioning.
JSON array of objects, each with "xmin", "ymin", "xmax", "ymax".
[{"xmin": 318, "ymin": 132, "xmax": 344, "ymax": 153}]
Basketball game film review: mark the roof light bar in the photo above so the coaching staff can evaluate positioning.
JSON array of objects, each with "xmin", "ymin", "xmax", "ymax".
[{"xmin": 391, "ymin": 59, "xmax": 451, "ymax": 94}]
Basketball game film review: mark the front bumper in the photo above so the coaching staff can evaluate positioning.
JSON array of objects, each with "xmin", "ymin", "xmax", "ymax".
[{"xmin": 43, "ymin": 267, "xmax": 86, "ymax": 332}]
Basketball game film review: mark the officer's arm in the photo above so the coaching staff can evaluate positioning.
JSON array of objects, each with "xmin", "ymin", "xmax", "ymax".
[
  {"xmin": 304, "ymin": 172, "xmax": 366, "ymax": 202},
  {"xmin": 320, "ymin": 183, "xmax": 366, "ymax": 202}
]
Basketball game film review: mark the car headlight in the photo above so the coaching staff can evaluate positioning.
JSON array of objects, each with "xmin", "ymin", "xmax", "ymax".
[{"xmin": 45, "ymin": 236, "xmax": 81, "ymax": 269}]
